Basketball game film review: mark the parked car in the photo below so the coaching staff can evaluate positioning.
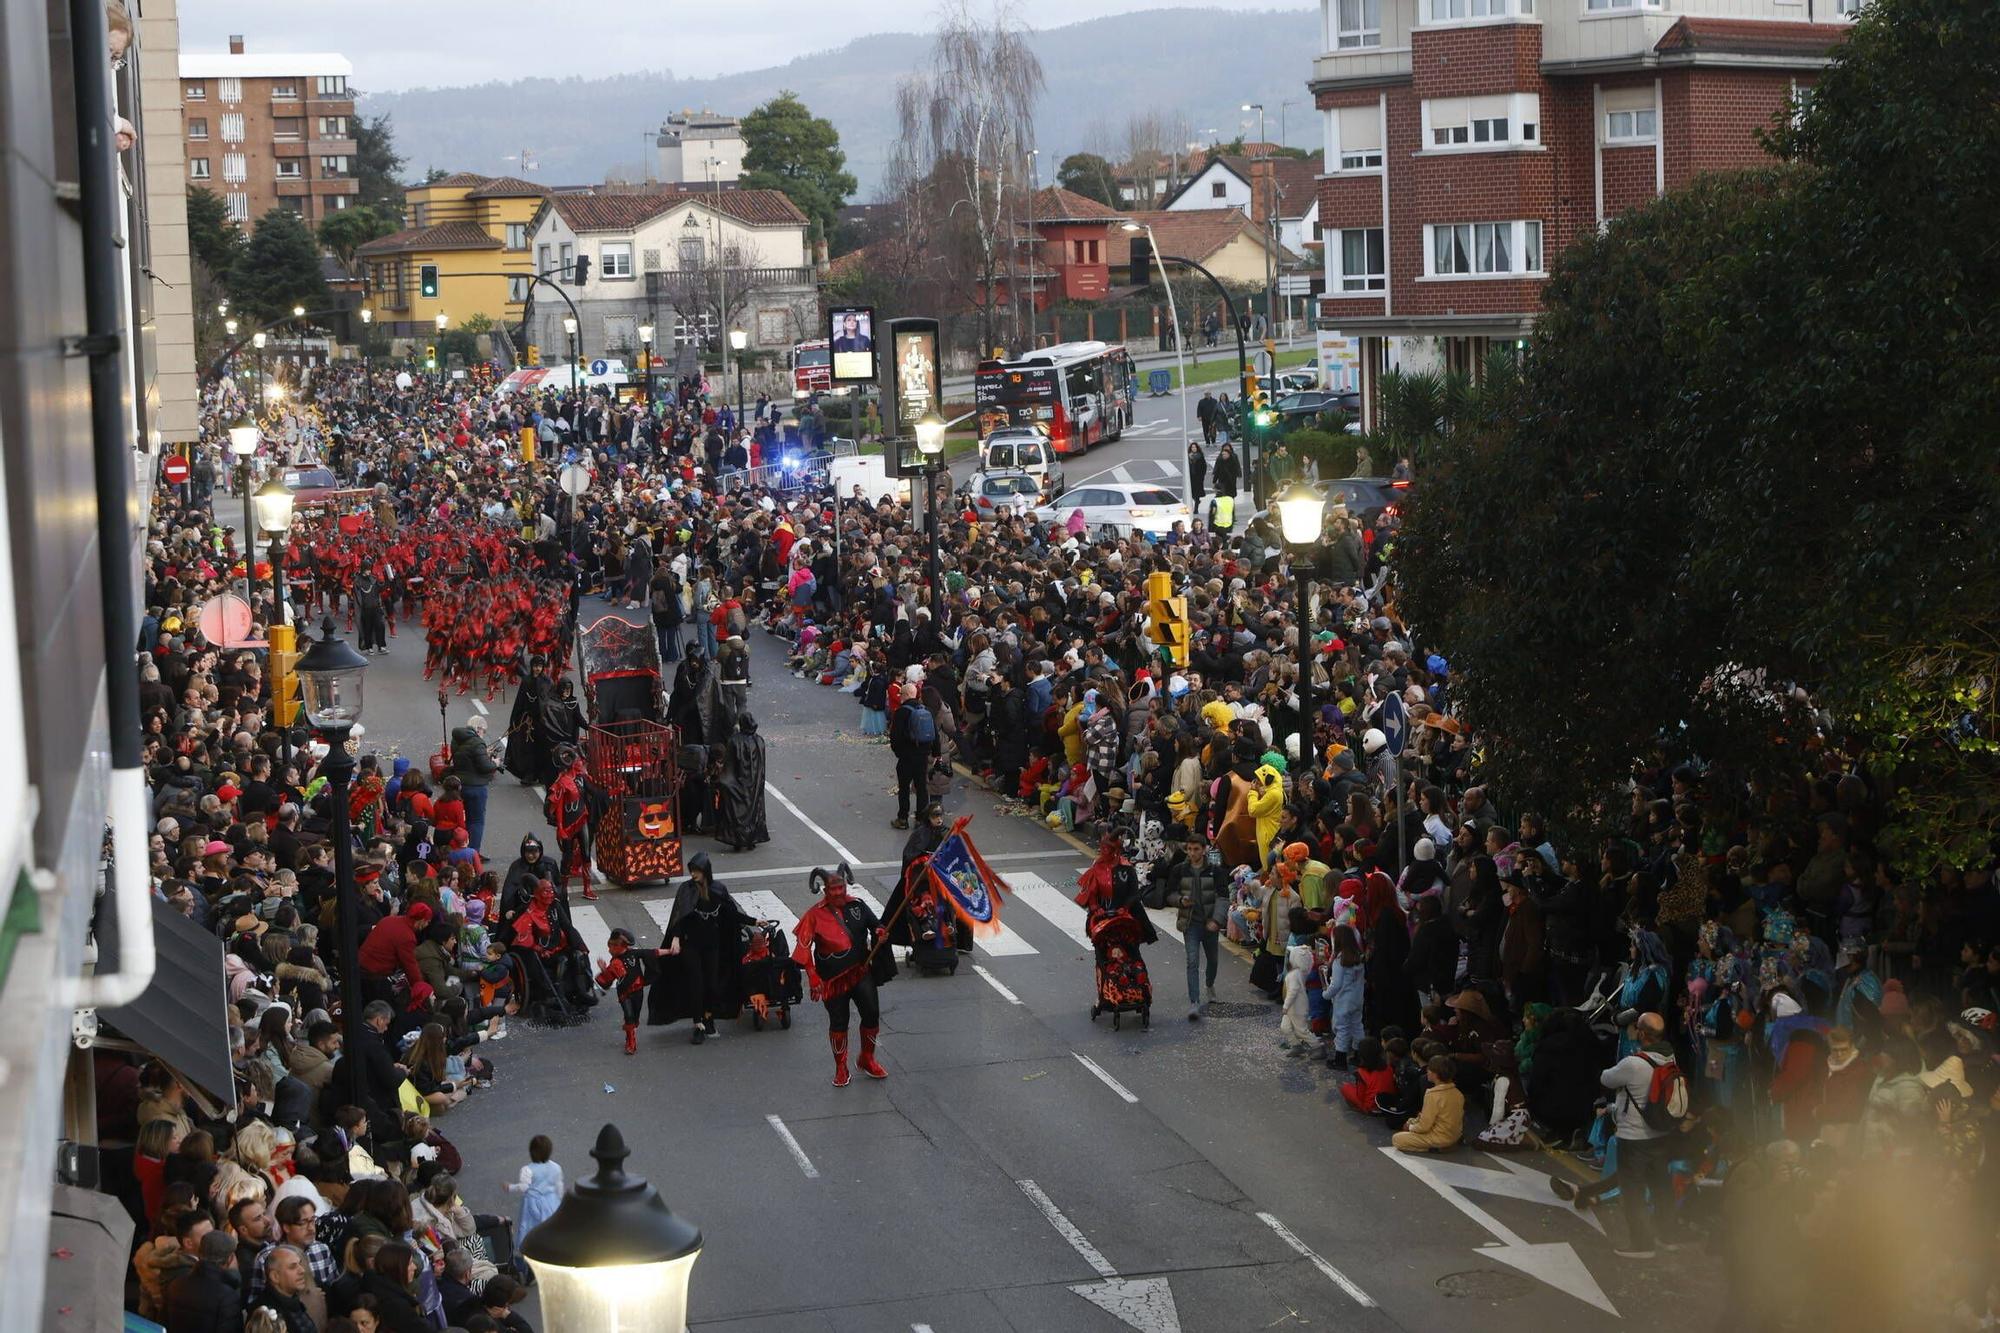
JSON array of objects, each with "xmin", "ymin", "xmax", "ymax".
[
  {"xmin": 1274, "ymin": 368, "xmax": 1319, "ymax": 394},
  {"xmin": 1035, "ymin": 483, "xmax": 1192, "ymax": 539},
  {"xmin": 1273, "ymin": 390, "xmax": 1360, "ymax": 424}
]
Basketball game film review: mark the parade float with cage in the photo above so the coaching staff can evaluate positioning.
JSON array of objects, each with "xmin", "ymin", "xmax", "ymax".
[{"xmin": 575, "ymin": 614, "xmax": 682, "ymax": 884}]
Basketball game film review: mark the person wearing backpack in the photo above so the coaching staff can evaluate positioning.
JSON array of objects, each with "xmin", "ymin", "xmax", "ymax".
[
  {"xmin": 888, "ymin": 667, "xmax": 940, "ymax": 830},
  {"xmin": 649, "ymin": 567, "xmax": 683, "ymax": 663},
  {"xmin": 1551, "ymin": 1010, "xmax": 1687, "ymax": 1258}
]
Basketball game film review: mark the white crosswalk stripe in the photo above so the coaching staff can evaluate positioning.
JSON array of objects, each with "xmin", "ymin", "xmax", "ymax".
[
  {"xmin": 569, "ymin": 903, "xmax": 613, "ymax": 967},
  {"xmin": 640, "ymin": 897, "xmax": 672, "ymax": 939},
  {"xmin": 1145, "ymin": 907, "xmax": 1182, "ymax": 944},
  {"xmin": 1006, "ymin": 871, "xmax": 1095, "ymax": 950},
  {"xmin": 733, "ymin": 889, "xmax": 800, "ymax": 940}
]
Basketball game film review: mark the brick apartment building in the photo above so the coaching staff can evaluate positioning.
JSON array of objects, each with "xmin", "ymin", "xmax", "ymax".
[
  {"xmin": 179, "ymin": 35, "xmax": 358, "ymax": 227},
  {"xmin": 1311, "ymin": 0, "xmax": 1855, "ymax": 424}
]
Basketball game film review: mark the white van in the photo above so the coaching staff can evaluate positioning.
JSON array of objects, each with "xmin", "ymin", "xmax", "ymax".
[
  {"xmin": 978, "ymin": 427, "xmax": 1064, "ymax": 497},
  {"xmin": 827, "ymin": 454, "xmax": 911, "ymax": 506}
]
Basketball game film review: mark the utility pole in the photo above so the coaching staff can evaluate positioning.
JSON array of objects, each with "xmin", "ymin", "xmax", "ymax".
[{"xmin": 1242, "ymin": 103, "xmax": 1275, "ymax": 347}]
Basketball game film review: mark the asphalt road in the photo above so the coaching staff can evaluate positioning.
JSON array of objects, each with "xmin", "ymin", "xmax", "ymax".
[{"xmin": 347, "ymin": 593, "xmax": 1715, "ymax": 1332}]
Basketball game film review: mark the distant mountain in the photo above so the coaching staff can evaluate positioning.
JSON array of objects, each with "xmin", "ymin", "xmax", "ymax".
[{"xmin": 359, "ymin": 6, "xmax": 1323, "ymax": 197}]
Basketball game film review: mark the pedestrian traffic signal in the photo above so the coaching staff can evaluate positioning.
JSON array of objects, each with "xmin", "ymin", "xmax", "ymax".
[
  {"xmin": 573, "ymin": 254, "xmax": 591, "ymax": 287},
  {"xmin": 425, "ymin": 344, "xmax": 437, "ymax": 369},
  {"xmin": 420, "ymin": 264, "xmax": 439, "ymax": 299},
  {"xmin": 269, "ymin": 625, "xmax": 300, "ymax": 726},
  {"xmin": 1145, "ymin": 570, "xmax": 1190, "ymax": 667},
  {"xmin": 525, "ymin": 343, "xmax": 541, "ymax": 366}
]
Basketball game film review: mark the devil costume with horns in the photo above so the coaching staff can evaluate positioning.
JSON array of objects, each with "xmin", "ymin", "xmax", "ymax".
[{"xmin": 792, "ymin": 872, "xmax": 896, "ymax": 1086}]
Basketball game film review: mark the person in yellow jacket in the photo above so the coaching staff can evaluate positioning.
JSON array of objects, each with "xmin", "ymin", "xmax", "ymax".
[
  {"xmin": 1392, "ymin": 1056, "xmax": 1466, "ymax": 1153},
  {"xmin": 1249, "ymin": 762, "xmax": 1286, "ymax": 866},
  {"xmin": 1059, "ymin": 692, "xmax": 1086, "ymax": 767}
]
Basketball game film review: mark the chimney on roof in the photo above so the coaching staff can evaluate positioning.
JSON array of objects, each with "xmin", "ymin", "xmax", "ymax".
[{"xmin": 228, "ymin": 34, "xmax": 244, "ymax": 54}]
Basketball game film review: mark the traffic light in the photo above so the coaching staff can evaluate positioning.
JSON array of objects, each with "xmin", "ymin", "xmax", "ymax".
[
  {"xmin": 1144, "ymin": 570, "xmax": 1190, "ymax": 668},
  {"xmin": 425, "ymin": 343, "xmax": 437, "ymax": 369},
  {"xmin": 269, "ymin": 625, "xmax": 300, "ymax": 727},
  {"xmin": 1243, "ymin": 371, "xmax": 1272, "ymax": 428},
  {"xmin": 419, "ymin": 264, "xmax": 439, "ymax": 299},
  {"xmin": 525, "ymin": 343, "xmax": 541, "ymax": 367},
  {"xmin": 573, "ymin": 254, "xmax": 591, "ymax": 287}
]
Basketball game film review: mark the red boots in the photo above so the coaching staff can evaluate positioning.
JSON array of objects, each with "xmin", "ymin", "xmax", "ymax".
[
  {"xmin": 858, "ymin": 1026, "xmax": 887, "ymax": 1080},
  {"xmin": 623, "ymin": 1023, "xmax": 637, "ymax": 1056},
  {"xmin": 830, "ymin": 1031, "xmax": 850, "ymax": 1087}
]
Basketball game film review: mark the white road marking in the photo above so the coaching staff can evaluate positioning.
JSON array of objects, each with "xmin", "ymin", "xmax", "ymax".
[
  {"xmin": 531, "ymin": 785, "xmax": 546, "ymax": 802},
  {"xmin": 1112, "ymin": 465, "xmax": 1133, "ymax": 483},
  {"xmin": 640, "ymin": 898, "xmax": 672, "ymax": 940},
  {"xmin": 734, "ymin": 888, "xmax": 800, "ymax": 939},
  {"xmin": 1008, "ymin": 871, "xmax": 1095, "ymax": 949},
  {"xmin": 764, "ymin": 780, "xmax": 861, "ymax": 865},
  {"xmin": 471, "ymin": 697, "xmax": 488, "ymax": 716},
  {"xmin": 1144, "ymin": 907, "xmax": 1181, "ymax": 943},
  {"xmin": 568, "ymin": 903, "xmax": 612, "ymax": 967},
  {"xmin": 977, "ymin": 917, "xmax": 1039, "ymax": 956},
  {"xmin": 973, "ymin": 964, "xmax": 1023, "ymax": 1005},
  {"xmin": 1072, "ymin": 1051, "xmax": 1138, "ymax": 1104},
  {"xmin": 766, "ymin": 1115, "xmax": 820, "ymax": 1179},
  {"xmin": 1018, "ymin": 1179, "xmax": 1117, "ymax": 1278},
  {"xmin": 1257, "ymin": 1212, "xmax": 1377, "ymax": 1308},
  {"xmin": 848, "ymin": 884, "xmax": 886, "ymax": 916}
]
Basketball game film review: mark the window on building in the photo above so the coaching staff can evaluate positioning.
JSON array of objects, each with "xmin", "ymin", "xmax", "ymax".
[
  {"xmin": 271, "ymin": 82, "xmax": 298, "ymax": 99},
  {"xmin": 184, "ymin": 80, "xmax": 206, "ymax": 100},
  {"xmin": 505, "ymin": 222, "xmax": 528, "ymax": 250},
  {"xmin": 315, "ymin": 75, "xmax": 347, "ymax": 96},
  {"xmin": 188, "ymin": 118, "xmax": 208, "ymax": 140},
  {"xmin": 1602, "ymin": 87, "xmax": 1658, "ymax": 142},
  {"xmin": 1426, "ymin": 220, "xmax": 1543, "ymax": 276},
  {"xmin": 188, "ymin": 157, "xmax": 210, "ymax": 180},
  {"xmin": 1336, "ymin": 0, "xmax": 1382, "ymax": 48},
  {"xmin": 320, "ymin": 156, "xmax": 351, "ymax": 177},
  {"xmin": 677, "ymin": 236, "xmax": 703, "ymax": 269},
  {"xmin": 508, "ymin": 276, "xmax": 531, "ymax": 303},
  {"xmin": 220, "ymin": 113, "xmax": 245, "ymax": 143},
  {"xmin": 538, "ymin": 243, "xmax": 552, "ymax": 274},
  {"xmin": 276, "ymin": 160, "xmax": 302, "ymax": 179},
  {"xmin": 1835, "ymin": 0, "xmax": 1862, "ymax": 11},
  {"xmin": 600, "ymin": 242, "xmax": 634, "ymax": 278},
  {"xmin": 225, "ymin": 191, "xmax": 250, "ymax": 223},
  {"xmin": 1339, "ymin": 228, "xmax": 1386, "ymax": 291},
  {"xmin": 1210, "ymin": 180, "xmax": 1228, "ymax": 198},
  {"xmin": 1425, "ymin": 94, "xmax": 1540, "ymax": 150},
  {"xmin": 222, "ymin": 153, "xmax": 247, "ymax": 183},
  {"xmin": 1426, "ymin": 0, "xmax": 1532, "ymax": 18},
  {"xmin": 1586, "ymin": 0, "xmax": 1660, "ymax": 9},
  {"xmin": 1335, "ymin": 106, "xmax": 1383, "ymax": 171},
  {"xmin": 330, "ymin": 195, "xmax": 350, "ymax": 210},
  {"xmin": 642, "ymin": 248, "xmax": 661, "ymax": 272},
  {"xmin": 559, "ymin": 241, "xmax": 575, "ymax": 279},
  {"xmin": 317, "ymin": 116, "xmax": 349, "ymax": 138},
  {"xmin": 218, "ymin": 77, "xmax": 242, "ymax": 103},
  {"xmin": 273, "ymin": 118, "xmax": 303, "ymax": 141}
]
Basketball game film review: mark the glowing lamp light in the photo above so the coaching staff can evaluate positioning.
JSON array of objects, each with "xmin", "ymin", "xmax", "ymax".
[
  {"xmin": 914, "ymin": 410, "xmax": 947, "ymax": 457},
  {"xmin": 294, "ymin": 615, "xmax": 367, "ymax": 729},
  {"xmin": 1274, "ymin": 480, "xmax": 1327, "ymax": 546},
  {"xmin": 728, "ymin": 328, "xmax": 747, "ymax": 352},
  {"xmin": 227, "ymin": 411, "xmax": 259, "ymax": 457}
]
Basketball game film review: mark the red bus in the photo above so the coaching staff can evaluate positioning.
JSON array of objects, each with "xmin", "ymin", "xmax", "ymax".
[
  {"xmin": 790, "ymin": 339, "xmax": 831, "ymax": 396},
  {"xmin": 974, "ymin": 341, "xmax": 1134, "ymax": 456}
]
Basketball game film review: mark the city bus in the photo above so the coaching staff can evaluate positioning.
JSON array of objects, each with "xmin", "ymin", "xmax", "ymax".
[
  {"xmin": 790, "ymin": 339, "xmax": 832, "ymax": 396},
  {"xmin": 973, "ymin": 341, "xmax": 1135, "ymax": 456}
]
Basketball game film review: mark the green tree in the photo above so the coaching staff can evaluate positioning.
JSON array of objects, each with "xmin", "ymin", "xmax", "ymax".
[
  {"xmin": 229, "ymin": 209, "xmax": 330, "ymax": 323},
  {"xmin": 741, "ymin": 90, "xmax": 857, "ymax": 242},
  {"xmin": 1055, "ymin": 151, "xmax": 1118, "ymax": 207},
  {"xmin": 1397, "ymin": 0, "xmax": 2000, "ymax": 868},
  {"xmin": 353, "ymin": 114, "xmax": 407, "ymax": 220},
  {"xmin": 317, "ymin": 204, "xmax": 395, "ymax": 268},
  {"xmin": 186, "ymin": 186, "xmax": 244, "ymax": 283}
]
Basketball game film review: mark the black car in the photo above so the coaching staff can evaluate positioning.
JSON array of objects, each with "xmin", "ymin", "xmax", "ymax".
[
  {"xmin": 1272, "ymin": 390, "xmax": 1360, "ymax": 426},
  {"xmin": 1254, "ymin": 475, "xmax": 1411, "ymax": 529}
]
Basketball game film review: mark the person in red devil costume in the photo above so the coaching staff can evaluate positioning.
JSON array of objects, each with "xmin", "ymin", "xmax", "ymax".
[
  {"xmin": 791, "ymin": 871, "xmax": 894, "ymax": 1086},
  {"xmin": 545, "ymin": 745, "xmax": 596, "ymax": 902},
  {"xmin": 594, "ymin": 928, "xmax": 660, "ymax": 1055}
]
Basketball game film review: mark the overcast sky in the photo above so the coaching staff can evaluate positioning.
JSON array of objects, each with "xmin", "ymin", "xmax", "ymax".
[{"xmin": 179, "ymin": 1, "xmax": 1314, "ymax": 91}]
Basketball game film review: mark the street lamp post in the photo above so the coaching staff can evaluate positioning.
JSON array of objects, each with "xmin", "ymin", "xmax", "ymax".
[
  {"xmin": 359, "ymin": 308, "xmax": 373, "ymax": 403},
  {"xmin": 435, "ymin": 311, "xmax": 449, "ymax": 385},
  {"xmin": 1120, "ymin": 221, "xmax": 1192, "ymax": 508},
  {"xmin": 728, "ymin": 328, "xmax": 747, "ymax": 430},
  {"xmin": 563, "ymin": 315, "xmax": 580, "ymax": 396},
  {"xmin": 252, "ymin": 330, "xmax": 267, "ymax": 404},
  {"xmin": 228, "ymin": 410, "xmax": 260, "ymax": 603},
  {"xmin": 1274, "ymin": 481, "xmax": 1326, "ymax": 774},
  {"xmin": 522, "ymin": 1123, "xmax": 703, "ymax": 1332},
  {"xmin": 293, "ymin": 617, "xmax": 368, "ymax": 1109},
  {"xmin": 915, "ymin": 409, "xmax": 947, "ymax": 625},
  {"xmin": 254, "ymin": 476, "xmax": 297, "ymax": 768},
  {"xmin": 638, "ymin": 324, "xmax": 655, "ymax": 415},
  {"xmin": 1242, "ymin": 102, "xmax": 1275, "ymax": 349}
]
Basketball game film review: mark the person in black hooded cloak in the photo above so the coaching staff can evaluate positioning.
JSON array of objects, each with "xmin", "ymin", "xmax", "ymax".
[{"xmin": 645, "ymin": 852, "xmax": 750, "ymax": 1044}]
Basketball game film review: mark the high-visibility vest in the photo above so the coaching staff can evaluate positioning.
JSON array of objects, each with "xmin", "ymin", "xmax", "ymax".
[{"xmin": 1212, "ymin": 494, "xmax": 1235, "ymax": 528}]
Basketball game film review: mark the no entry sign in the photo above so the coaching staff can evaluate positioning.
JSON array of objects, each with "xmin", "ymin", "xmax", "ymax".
[{"xmin": 162, "ymin": 453, "xmax": 191, "ymax": 484}]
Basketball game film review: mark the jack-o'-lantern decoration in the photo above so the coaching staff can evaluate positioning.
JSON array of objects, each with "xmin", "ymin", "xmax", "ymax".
[{"xmin": 637, "ymin": 801, "xmax": 674, "ymax": 840}]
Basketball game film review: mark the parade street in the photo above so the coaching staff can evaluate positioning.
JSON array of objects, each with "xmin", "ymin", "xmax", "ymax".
[{"xmin": 349, "ymin": 599, "xmax": 1711, "ymax": 1333}]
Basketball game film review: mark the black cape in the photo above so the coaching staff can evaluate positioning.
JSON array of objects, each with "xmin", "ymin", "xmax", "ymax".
[
  {"xmin": 715, "ymin": 732, "xmax": 770, "ymax": 850},
  {"xmin": 882, "ymin": 822, "xmax": 973, "ymax": 952},
  {"xmin": 644, "ymin": 879, "xmax": 751, "ymax": 1026},
  {"xmin": 668, "ymin": 656, "xmax": 727, "ymax": 745},
  {"xmin": 504, "ymin": 674, "xmax": 549, "ymax": 782}
]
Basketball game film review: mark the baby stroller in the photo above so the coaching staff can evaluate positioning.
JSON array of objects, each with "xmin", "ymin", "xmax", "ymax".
[
  {"xmin": 1086, "ymin": 903, "xmax": 1153, "ymax": 1030},
  {"xmin": 738, "ymin": 921, "xmax": 803, "ymax": 1030},
  {"xmin": 898, "ymin": 858, "xmax": 963, "ymax": 978}
]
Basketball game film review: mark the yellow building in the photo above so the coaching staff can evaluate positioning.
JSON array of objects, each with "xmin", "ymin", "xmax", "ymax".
[{"xmin": 356, "ymin": 172, "xmax": 547, "ymax": 337}]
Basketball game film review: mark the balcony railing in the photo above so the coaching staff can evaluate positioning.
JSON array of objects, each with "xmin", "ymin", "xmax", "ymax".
[{"xmin": 645, "ymin": 265, "xmax": 815, "ymax": 295}]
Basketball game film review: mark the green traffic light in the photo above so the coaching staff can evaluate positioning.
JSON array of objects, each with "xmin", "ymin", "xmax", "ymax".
[{"xmin": 1254, "ymin": 410, "xmax": 1272, "ymax": 428}]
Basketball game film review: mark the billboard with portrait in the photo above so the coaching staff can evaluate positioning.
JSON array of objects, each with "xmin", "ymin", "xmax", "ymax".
[
  {"xmin": 829, "ymin": 306, "xmax": 876, "ymax": 383},
  {"xmin": 885, "ymin": 317, "xmax": 941, "ymax": 475}
]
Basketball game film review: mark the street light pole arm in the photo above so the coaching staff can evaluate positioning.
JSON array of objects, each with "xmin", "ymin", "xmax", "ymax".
[{"xmin": 1157, "ymin": 252, "xmax": 1256, "ymax": 500}]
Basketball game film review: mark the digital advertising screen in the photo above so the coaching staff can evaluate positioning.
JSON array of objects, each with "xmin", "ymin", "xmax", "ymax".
[{"xmin": 829, "ymin": 306, "xmax": 876, "ymax": 383}]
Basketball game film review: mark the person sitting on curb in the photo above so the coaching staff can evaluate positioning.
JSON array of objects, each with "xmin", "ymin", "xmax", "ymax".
[{"xmin": 1391, "ymin": 1054, "xmax": 1465, "ymax": 1153}]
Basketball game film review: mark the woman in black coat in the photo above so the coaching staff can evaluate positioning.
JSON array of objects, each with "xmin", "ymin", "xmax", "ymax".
[
  {"xmin": 1403, "ymin": 894, "xmax": 1459, "ymax": 1004},
  {"xmin": 1366, "ymin": 894, "xmax": 1419, "ymax": 1037},
  {"xmin": 354, "ymin": 1241, "xmax": 432, "ymax": 1333},
  {"xmin": 1210, "ymin": 443, "xmax": 1241, "ymax": 498}
]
